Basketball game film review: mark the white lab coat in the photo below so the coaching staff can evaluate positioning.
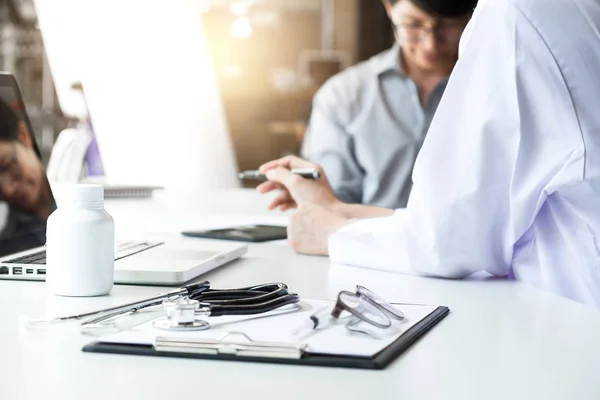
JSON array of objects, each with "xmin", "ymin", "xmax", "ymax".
[{"xmin": 328, "ymin": 0, "xmax": 600, "ymax": 308}]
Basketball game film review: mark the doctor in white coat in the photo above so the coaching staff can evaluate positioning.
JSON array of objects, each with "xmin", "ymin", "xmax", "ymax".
[{"xmin": 257, "ymin": 0, "xmax": 600, "ymax": 309}]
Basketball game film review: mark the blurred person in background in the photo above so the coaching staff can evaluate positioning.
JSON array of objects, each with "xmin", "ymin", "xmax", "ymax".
[
  {"xmin": 302, "ymin": 0, "xmax": 476, "ymax": 209},
  {"xmin": 0, "ymin": 98, "xmax": 53, "ymax": 242}
]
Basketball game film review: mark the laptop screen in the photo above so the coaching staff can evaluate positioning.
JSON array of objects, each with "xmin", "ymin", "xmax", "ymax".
[{"xmin": 0, "ymin": 74, "xmax": 56, "ymax": 257}]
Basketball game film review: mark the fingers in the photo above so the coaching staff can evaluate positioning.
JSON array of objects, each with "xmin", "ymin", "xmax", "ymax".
[
  {"xmin": 279, "ymin": 203, "xmax": 296, "ymax": 212},
  {"xmin": 256, "ymin": 180, "xmax": 284, "ymax": 194},
  {"xmin": 259, "ymin": 155, "xmax": 317, "ymax": 174},
  {"xmin": 256, "ymin": 180, "xmax": 291, "ymax": 209},
  {"xmin": 268, "ymin": 192, "xmax": 296, "ymax": 210},
  {"xmin": 256, "ymin": 180, "xmax": 297, "ymax": 210}
]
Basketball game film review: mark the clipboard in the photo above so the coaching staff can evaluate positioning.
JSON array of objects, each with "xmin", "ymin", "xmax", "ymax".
[{"xmin": 82, "ymin": 305, "xmax": 449, "ymax": 370}]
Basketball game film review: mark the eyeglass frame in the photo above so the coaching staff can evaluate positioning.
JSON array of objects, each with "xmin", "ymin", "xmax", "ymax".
[
  {"xmin": 392, "ymin": 19, "xmax": 468, "ymax": 44},
  {"xmin": 329, "ymin": 285, "xmax": 404, "ymax": 329}
]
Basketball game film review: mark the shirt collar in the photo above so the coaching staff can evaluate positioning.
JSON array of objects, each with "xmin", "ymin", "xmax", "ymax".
[{"xmin": 374, "ymin": 42, "xmax": 405, "ymax": 77}]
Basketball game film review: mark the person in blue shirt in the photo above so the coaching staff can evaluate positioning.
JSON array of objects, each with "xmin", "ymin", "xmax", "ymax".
[{"xmin": 302, "ymin": 0, "xmax": 476, "ymax": 209}]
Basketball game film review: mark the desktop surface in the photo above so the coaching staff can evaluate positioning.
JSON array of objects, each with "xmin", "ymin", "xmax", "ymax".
[{"xmin": 2, "ymin": 189, "xmax": 600, "ymax": 400}]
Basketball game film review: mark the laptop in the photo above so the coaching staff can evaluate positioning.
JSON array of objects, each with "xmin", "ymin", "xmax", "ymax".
[{"xmin": 0, "ymin": 72, "xmax": 247, "ymax": 285}]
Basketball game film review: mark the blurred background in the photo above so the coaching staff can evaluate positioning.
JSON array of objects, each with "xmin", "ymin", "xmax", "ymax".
[{"xmin": 0, "ymin": 0, "xmax": 395, "ymax": 188}]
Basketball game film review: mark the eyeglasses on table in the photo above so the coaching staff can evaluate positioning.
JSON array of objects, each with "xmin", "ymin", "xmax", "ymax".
[{"xmin": 294, "ymin": 285, "xmax": 405, "ymax": 338}]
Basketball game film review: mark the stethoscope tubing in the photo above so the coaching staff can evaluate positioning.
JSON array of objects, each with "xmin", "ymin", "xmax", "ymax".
[
  {"xmin": 201, "ymin": 293, "xmax": 300, "ymax": 316},
  {"xmin": 190, "ymin": 283, "xmax": 290, "ymax": 305},
  {"xmin": 28, "ymin": 281, "xmax": 297, "ymax": 326}
]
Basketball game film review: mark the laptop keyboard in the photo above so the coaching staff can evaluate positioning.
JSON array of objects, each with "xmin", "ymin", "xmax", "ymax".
[
  {"xmin": 3, "ymin": 241, "xmax": 165, "ymax": 265},
  {"xmin": 4, "ymin": 252, "xmax": 47, "ymax": 265}
]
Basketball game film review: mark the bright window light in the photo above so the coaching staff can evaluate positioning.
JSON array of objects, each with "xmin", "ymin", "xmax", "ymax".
[
  {"xmin": 231, "ymin": 16, "xmax": 252, "ymax": 39},
  {"xmin": 35, "ymin": 0, "xmax": 240, "ymax": 192}
]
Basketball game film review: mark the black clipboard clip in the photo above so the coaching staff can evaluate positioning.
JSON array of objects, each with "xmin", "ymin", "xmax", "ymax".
[{"xmin": 154, "ymin": 332, "xmax": 307, "ymax": 360}]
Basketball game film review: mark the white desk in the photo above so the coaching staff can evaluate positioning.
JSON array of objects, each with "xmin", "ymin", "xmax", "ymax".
[{"xmin": 2, "ymin": 189, "xmax": 600, "ymax": 400}]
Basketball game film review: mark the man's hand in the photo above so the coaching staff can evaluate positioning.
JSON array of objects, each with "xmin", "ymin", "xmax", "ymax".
[
  {"xmin": 257, "ymin": 156, "xmax": 354, "ymax": 256},
  {"xmin": 286, "ymin": 204, "xmax": 352, "ymax": 255},
  {"xmin": 257, "ymin": 155, "xmax": 340, "ymax": 211}
]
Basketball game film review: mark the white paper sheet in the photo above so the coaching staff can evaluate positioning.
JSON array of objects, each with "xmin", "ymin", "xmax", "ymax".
[{"xmin": 95, "ymin": 299, "xmax": 439, "ymax": 358}]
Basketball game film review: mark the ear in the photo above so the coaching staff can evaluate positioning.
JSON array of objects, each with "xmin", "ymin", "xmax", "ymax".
[{"xmin": 17, "ymin": 122, "xmax": 32, "ymax": 149}]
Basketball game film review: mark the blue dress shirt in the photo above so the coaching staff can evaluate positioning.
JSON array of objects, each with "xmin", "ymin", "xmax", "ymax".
[{"xmin": 303, "ymin": 44, "xmax": 447, "ymax": 209}]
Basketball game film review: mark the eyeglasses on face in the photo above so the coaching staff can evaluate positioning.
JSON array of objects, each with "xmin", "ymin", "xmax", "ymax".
[{"xmin": 393, "ymin": 21, "xmax": 466, "ymax": 44}]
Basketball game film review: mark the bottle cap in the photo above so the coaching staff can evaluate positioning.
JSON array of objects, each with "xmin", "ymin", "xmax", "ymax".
[{"xmin": 58, "ymin": 184, "xmax": 104, "ymax": 206}]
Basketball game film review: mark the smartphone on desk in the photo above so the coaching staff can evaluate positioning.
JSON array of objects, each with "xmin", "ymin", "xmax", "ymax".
[{"xmin": 181, "ymin": 224, "xmax": 287, "ymax": 243}]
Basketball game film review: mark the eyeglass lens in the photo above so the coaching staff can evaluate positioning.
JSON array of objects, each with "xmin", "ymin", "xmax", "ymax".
[
  {"xmin": 396, "ymin": 23, "xmax": 464, "ymax": 44},
  {"xmin": 337, "ymin": 291, "xmax": 391, "ymax": 328},
  {"xmin": 356, "ymin": 285, "xmax": 405, "ymax": 320}
]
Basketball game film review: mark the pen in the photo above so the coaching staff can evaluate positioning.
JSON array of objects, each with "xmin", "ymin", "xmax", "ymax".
[
  {"xmin": 292, "ymin": 304, "xmax": 333, "ymax": 334},
  {"xmin": 238, "ymin": 168, "xmax": 321, "ymax": 181}
]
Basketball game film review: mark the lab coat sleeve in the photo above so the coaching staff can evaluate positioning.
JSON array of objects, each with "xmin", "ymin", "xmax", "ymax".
[
  {"xmin": 328, "ymin": 0, "xmax": 584, "ymax": 278},
  {"xmin": 304, "ymin": 82, "xmax": 364, "ymax": 204}
]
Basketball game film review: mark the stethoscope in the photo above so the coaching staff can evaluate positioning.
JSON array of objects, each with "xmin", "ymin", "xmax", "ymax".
[
  {"xmin": 27, "ymin": 281, "xmax": 300, "ymax": 332},
  {"xmin": 155, "ymin": 282, "xmax": 300, "ymax": 331}
]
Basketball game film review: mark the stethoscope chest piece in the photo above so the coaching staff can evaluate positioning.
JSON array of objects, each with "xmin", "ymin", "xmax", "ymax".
[
  {"xmin": 153, "ymin": 319, "xmax": 210, "ymax": 331},
  {"xmin": 152, "ymin": 298, "xmax": 210, "ymax": 332}
]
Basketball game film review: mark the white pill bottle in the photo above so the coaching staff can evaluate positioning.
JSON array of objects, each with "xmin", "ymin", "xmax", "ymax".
[{"xmin": 46, "ymin": 184, "xmax": 115, "ymax": 297}]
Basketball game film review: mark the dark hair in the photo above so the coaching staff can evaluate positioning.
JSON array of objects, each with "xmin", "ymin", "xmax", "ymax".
[
  {"xmin": 0, "ymin": 99, "xmax": 20, "ymax": 142},
  {"xmin": 385, "ymin": 0, "xmax": 478, "ymax": 18}
]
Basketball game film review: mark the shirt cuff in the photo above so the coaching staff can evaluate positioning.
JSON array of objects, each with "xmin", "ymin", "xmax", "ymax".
[{"xmin": 328, "ymin": 209, "xmax": 406, "ymax": 268}]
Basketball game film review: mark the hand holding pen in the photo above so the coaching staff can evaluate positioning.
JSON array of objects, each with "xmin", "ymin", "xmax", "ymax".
[
  {"xmin": 253, "ymin": 155, "xmax": 340, "ymax": 212},
  {"xmin": 253, "ymin": 155, "xmax": 352, "ymax": 256}
]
